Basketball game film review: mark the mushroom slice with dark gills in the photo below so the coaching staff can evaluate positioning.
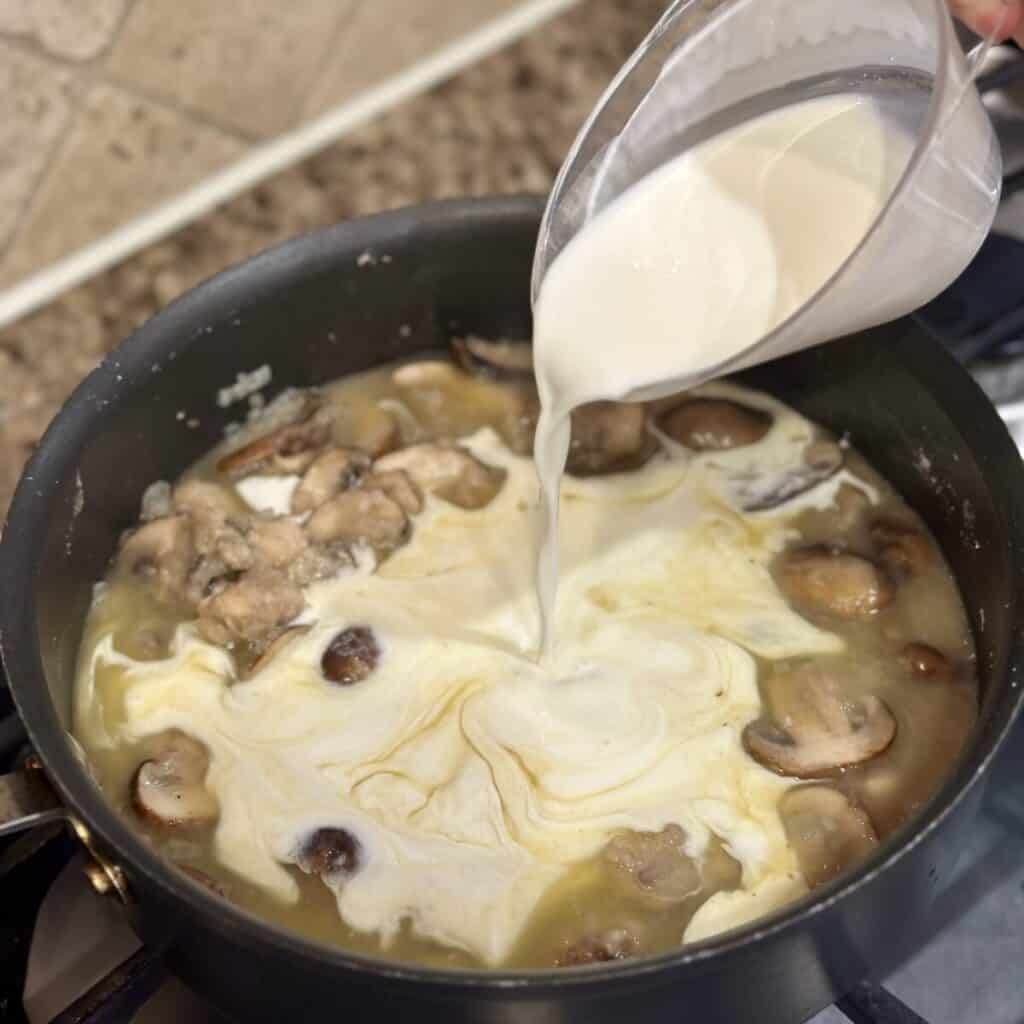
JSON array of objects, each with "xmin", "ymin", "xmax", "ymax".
[
  {"xmin": 118, "ymin": 515, "xmax": 195, "ymax": 606},
  {"xmin": 743, "ymin": 665, "xmax": 896, "ymax": 778},
  {"xmin": 604, "ymin": 824, "xmax": 701, "ymax": 903},
  {"xmin": 375, "ymin": 443, "xmax": 506, "ymax": 510},
  {"xmin": 566, "ymin": 401, "xmax": 657, "ymax": 476},
  {"xmin": 777, "ymin": 545, "xmax": 894, "ymax": 620},
  {"xmin": 132, "ymin": 731, "xmax": 218, "ymax": 827},
  {"xmin": 732, "ymin": 441, "xmax": 845, "ymax": 513},
  {"xmin": 197, "ymin": 569, "xmax": 304, "ymax": 648},
  {"xmin": 297, "ymin": 827, "xmax": 361, "ymax": 880},
  {"xmin": 657, "ymin": 397, "xmax": 771, "ymax": 451},
  {"xmin": 321, "ymin": 625, "xmax": 380, "ymax": 685},
  {"xmin": 290, "ymin": 447, "xmax": 371, "ymax": 514},
  {"xmin": 305, "ymin": 487, "xmax": 410, "ymax": 551},
  {"xmin": 451, "ymin": 336, "xmax": 534, "ymax": 380},
  {"xmin": 870, "ymin": 519, "xmax": 933, "ymax": 578},
  {"xmin": 216, "ymin": 405, "xmax": 331, "ymax": 479},
  {"xmin": 779, "ymin": 785, "xmax": 879, "ymax": 888}
]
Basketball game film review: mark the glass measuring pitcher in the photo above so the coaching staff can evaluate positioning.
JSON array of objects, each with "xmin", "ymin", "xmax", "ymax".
[{"xmin": 532, "ymin": 0, "xmax": 1002, "ymax": 401}]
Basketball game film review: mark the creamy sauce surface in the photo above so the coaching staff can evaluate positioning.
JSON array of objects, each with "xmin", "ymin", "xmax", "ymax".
[{"xmin": 77, "ymin": 384, "xmax": 858, "ymax": 964}]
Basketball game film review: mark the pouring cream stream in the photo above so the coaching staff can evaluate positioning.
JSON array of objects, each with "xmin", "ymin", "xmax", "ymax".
[{"xmin": 531, "ymin": 93, "xmax": 915, "ymax": 651}]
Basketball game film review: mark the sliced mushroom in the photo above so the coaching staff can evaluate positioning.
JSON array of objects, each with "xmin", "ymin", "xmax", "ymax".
[
  {"xmin": 658, "ymin": 398, "xmax": 771, "ymax": 451},
  {"xmin": 321, "ymin": 625, "xmax": 380, "ymax": 685},
  {"xmin": 567, "ymin": 401, "xmax": 655, "ymax": 476},
  {"xmin": 291, "ymin": 447, "xmax": 370, "ymax": 514},
  {"xmin": 870, "ymin": 520, "xmax": 932, "ymax": 577},
  {"xmin": 362, "ymin": 469, "xmax": 422, "ymax": 515},
  {"xmin": 556, "ymin": 928, "xmax": 639, "ymax": 967},
  {"xmin": 305, "ymin": 488, "xmax": 410, "ymax": 550},
  {"xmin": 118, "ymin": 515, "xmax": 195, "ymax": 605},
  {"xmin": 243, "ymin": 625, "xmax": 311, "ymax": 679},
  {"xmin": 297, "ymin": 827, "xmax": 361, "ymax": 879},
  {"xmin": 779, "ymin": 785, "xmax": 878, "ymax": 888},
  {"xmin": 132, "ymin": 731, "xmax": 218, "ymax": 827},
  {"xmin": 246, "ymin": 517, "xmax": 308, "ymax": 569},
  {"xmin": 216, "ymin": 407, "xmax": 331, "ymax": 479},
  {"xmin": 743, "ymin": 665, "xmax": 896, "ymax": 778},
  {"xmin": 333, "ymin": 400, "xmax": 401, "ymax": 458},
  {"xmin": 451, "ymin": 337, "xmax": 534, "ymax": 380},
  {"xmin": 778, "ymin": 546, "xmax": 894, "ymax": 619},
  {"xmin": 604, "ymin": 824, "xmax": 701, "ymax": 903},
  {"xmin": 392, "ymin": 360, "xmax": 461, "ymax": 389},
  {"xmin": 735, "ymin": 442, "xmax": 844, "ymax": 512},
  {"xmin": 900, "ymin": 642, "xmax": 953, "ymax": 682},
  {"xmin": 375, "ymin": 443, "xmax": 506, "ymax": 510},
  {"xmin": 197, "ymin": 569, "xmax": 305, "ymax": 648}
]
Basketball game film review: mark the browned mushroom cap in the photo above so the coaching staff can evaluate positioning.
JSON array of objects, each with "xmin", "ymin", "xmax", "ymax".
[
  {"xmin": 900, "ymin": 642, "xmax": 953, "ymax": 682},
  {"xmin": 604, "ymin": 824, "xmax": 701, "ymax": 903},
  {"xmin": 375, "ymin": 443, "xmax": 506, "ymax": 509},
  {"xmin": 658, "ymin": 398, "xmax": 771, "ymax": 451},
  {"xmin": 321, "ymin": 626, "xmax": 380, "ymax": 685},
  {"xmin": 778, "ymin": 546, "xmax": 894, "ymax": 620},
  {"xmin": 362, "ymin": 469, "xmax": 423, "ymax": 515},
  {"xmin": 297, "ymin": 827, "xmax": 361, "ymax": 879},
  {"xmin": 118, "ymin": 515, "xmax": 195, "ymax": 605},
  {"xmin": 132, "ymin": 732, "xmax": 218, "ymax": 827},
  {"xmin": 197, "ymin": 569, "xmax": 305, "ymax": 648},
  {"xmin": 243, "ymin": 625, "xmax": 311, "ymax": 679},
  {"xmin": 870, "ymin": 519, "xmax": 932, "ymax": 577},
  {"xmin": 779, "ymin": 785, "xmax": 878, "ymax": 888},
  {"xmin": 305, "ymin": 488, "xmax": 410, "ymax": 550},
  {"xmin": 556, "ymin": 928, "xmax": 639, "ymax": 967},
  {"xmin": 291, "ymin": 447, "xmax": 370, "ymax": 514},
  {"xmin": 216, "ymin": 407, "xmax": 331, "ymax": 479},
  {"xmin": 742, "ymin": 665, "xmax": 896, "ymax": 778},
  {"xmin": 567, "ymin": 401, "xmax": 656, "ymax": 476},
  {"xmin": 451, "ymin": 337, "xmax": 534, "ymax": 380}
]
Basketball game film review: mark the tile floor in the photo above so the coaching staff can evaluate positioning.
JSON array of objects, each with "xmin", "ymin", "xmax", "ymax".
[{"xmin": 0, "ymin": 0, "xmax": 549, "ymax": 290}]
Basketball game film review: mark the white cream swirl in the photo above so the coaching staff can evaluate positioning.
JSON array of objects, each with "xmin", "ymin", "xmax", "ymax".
[{"xmin": 76, "ymin": 383, "xmax": 861, "ymax": 964}]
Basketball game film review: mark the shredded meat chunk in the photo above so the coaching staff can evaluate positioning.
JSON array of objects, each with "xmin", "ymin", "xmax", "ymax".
[
  {"xmin": 375, "ymin": 443, "xmax": 505, "ymax": 509},
  {"xmin": 306, "ymin": 488, "xmax": 410, "ymax": 550},
  {"xmin": 291, "ymin": 447, "xmax": 370, "ymax": 514},
  {"xmin": 197, "ymin": 570, "xmax": 304, "ymax": 648}
]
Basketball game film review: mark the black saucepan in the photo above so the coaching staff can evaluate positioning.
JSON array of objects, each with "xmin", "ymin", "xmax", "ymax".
[{"xmin": 1, "ymin": 196, "xmax": 1022, "ymax": 1024}]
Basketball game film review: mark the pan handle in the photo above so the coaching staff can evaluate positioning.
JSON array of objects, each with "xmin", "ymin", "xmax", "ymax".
[{"xmin": 0, "ymin": 760, "xmax": 66, "ymax": 837}]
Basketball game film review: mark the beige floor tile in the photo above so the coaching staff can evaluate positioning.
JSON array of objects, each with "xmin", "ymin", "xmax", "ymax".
[
  {"xmin": 0, "ymin": 82, "xmax": 244, "ymax": 288},
  {"xmin": 304, "ymin": 0, "xmax": 530, "ymax": 118},
  {"xmin": 0, "ymin": 0, "xmax": 129, "ymax": 61},
  {"xmin": 104, "ymin": 0, "xmax": 355, "ymax": 139},
  {"xmin": 0, "ymin": 41, "xmax": 80, "ymax": 255}
]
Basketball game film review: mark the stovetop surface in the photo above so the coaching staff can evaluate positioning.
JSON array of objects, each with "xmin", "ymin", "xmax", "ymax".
[{"xmin": 4, "ymin": 42, "xmax": 1024, "ymax": 1024}]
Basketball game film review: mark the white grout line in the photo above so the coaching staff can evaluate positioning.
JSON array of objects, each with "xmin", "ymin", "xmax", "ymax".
[{"xmin": 0, "ymin": 0, "xmax": 579, "ymax": 331}]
